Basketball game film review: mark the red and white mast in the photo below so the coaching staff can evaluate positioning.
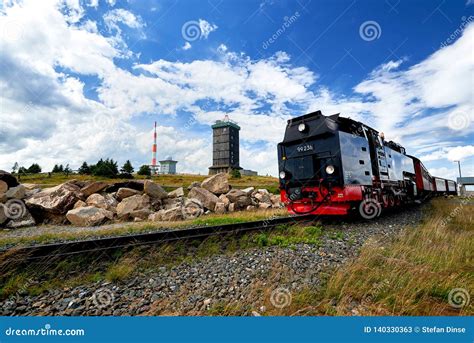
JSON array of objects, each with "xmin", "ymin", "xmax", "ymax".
[{"xmin": 151, "ymin": 121, "xmax": 158, "ymax": 174}]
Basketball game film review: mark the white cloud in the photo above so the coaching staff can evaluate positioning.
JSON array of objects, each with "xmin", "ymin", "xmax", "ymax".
[
  {"xmin": 198, "ymin": 19, "xmax": 217, "ymax": 39},
  {"xmin": 182, "ymin": 41, "xmax": 192, "ymax": 50},
  {"xmin": 87, "ymin": 0, "xmax": 99, "ymax": 8},
  {"xmin": 103, "ymin": 8, "xmax": 145, "ymax": 55},
  {"xmin": 353, "ymin": 24, "xmax": 474, "ymax": 138},
  {"xmin": 104, "ymin": 8, "xmax": 144, "ymax": 31},
  {"xmin": 420, "ymin": 145, "xmax": 474, "ymax": 163},
  {"xmin": 0, "ymin": 0, "xmax": 472, "ymax": 179},
  {"xmin": 447, "ymin": 146, "xmax": 474, "ymax": 161}
]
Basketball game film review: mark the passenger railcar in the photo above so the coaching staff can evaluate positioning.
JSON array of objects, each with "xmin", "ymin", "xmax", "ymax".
[{"xmin": 277, "ymin": 111, "xmax": 457, "ymax": 218}]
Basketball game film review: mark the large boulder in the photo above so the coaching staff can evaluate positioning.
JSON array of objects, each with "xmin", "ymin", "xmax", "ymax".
[
  {"xmin": 0, "ymin": 170, "xmax": 19, "ymax": 188},
  {"xmin": 270, "ymin": 194, "xmax": 283, "ymax": 208},
  {"xmin": 6, "ymin": 211, "xmax": 36, "ymax": 228},
  {"xmin": 116, "ymin": 187, "xmax": 140, "ymax": 201},
  {"xmin": 225, "ymin": 189, "xmax": 247, "ymax": 203},
  {"xmin": 201, "ymin": 173, "xmax": 230, "ymax": 195},
  {"xmin": 25, "ymin": 188, "xmax": 41, "ymax": 198},
  {"xmin": 143, "ymin": 180, "xmax": 167, "ymax": 199},
  {"xmin": 163, "ymin": 197, "xmax": 183, "ymax": 210},
  {"xmin": 25, "ymin": 182, "xmax": 80, "ymax": 214},
  {"xmin": 0, "ymin": 204, "xmax": 7, "ymax": 225},
  {"xmin": 105, "ymin": 181, "xmax": 144, "ymax": 193},
  {"xmin": 188, "ymin": 187, "xmax": 220, "ymax": 211},
  {"xmin": 1, "ymin": 200, "xmax": 35, "ymax": 228},
  {"xmin": 253, "ymin": 192, "xmax": 271, "ymax": 204},
  {"xmin": 218, "ymin": 194, "xmax": 230, "ymax": 207},
  {"xmin": 66, "ymin": 206, "xmax": 113, "ymax": 226},
  {"xmin": 6, "ymin": 185, "xmax": 26, "ymax": 199},
  {"xmin": 116, "ymin": 194, "xmax": 151, "ymax": 219},
  {"xmin": 160, "ymin": 207, "xmax": 184, "ymax": 221},
  {"xmin": 130, "ymin": 209, "xmax": 153, "ymax": 220},
  {"xmin": 168, "ymin": 187, "xmax": 184, "ymax": 198},
  {"xmin": 182, "ymin": 198, "xmax": 204, "ymax": 219},
  {"xmin": 73, "ymin": 200, "xmax": 87, "ymax": 209},
  {"xmin": 241, "ymin": 187, "xmax": 255, "ymax": 196},
  {"xmin": 0, "ymin": 180, "xmax": 7, "ymax": 194},
  {"xmin": 225, "ymin": 189, "xmax": 252, "ymax": 209},
  {"xmin": 21, "ymin": 183, "xmax": 38, "ymax": 190},
  {"xmin": 187, "ymin": 181, "xmax": 201, "ymax": 190},
  {"xmin": 214, "ymin": 202, "xmax": 226, "ymax": 214},
  {"xmin": 86, "ymin": 193, "xmax": 117, "ymax": 211},
  {"xmin": 80, "ymin": 181, "xmax": 108, "ymax": 197}
]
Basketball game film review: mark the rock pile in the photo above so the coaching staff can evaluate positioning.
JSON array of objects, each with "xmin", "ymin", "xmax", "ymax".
[{"xmin": 0, "ymin": 172, "xmax": 283, "ymax": 229}]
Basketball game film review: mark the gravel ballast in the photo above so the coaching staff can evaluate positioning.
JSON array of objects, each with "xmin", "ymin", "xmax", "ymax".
[{"xmin": 0, "ymin": 206, "xmax": 424, "ymax": 316}]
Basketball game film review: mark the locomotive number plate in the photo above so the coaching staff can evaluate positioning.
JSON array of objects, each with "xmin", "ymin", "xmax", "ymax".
[{"xmin": 296, "ymin": 144, "xmax": 314, "ymax": 153}]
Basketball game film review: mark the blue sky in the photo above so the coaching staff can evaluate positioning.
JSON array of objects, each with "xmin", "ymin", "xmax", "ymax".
[{"xmin": 0, "ymin": 0, "xmax": 473, "ymax": 180}]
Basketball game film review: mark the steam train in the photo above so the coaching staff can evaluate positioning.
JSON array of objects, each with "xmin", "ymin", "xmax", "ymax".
[{"xmin": 277, "ymin": 111, "xmax": 457, "ymax": 219}]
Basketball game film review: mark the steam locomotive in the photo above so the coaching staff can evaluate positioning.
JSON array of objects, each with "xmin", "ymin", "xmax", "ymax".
[{"xmin": 277, "ymin": 111, "xmax": 457, "ymax": 219}]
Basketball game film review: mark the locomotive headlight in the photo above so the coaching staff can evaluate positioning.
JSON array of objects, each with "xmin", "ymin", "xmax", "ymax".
[
  {"xmin": 279, "ymin": 171, "xmax": 286, "ymax": 179},
  {"xmin": 298, "ymin": 123, "xmax": 307, "ymax": 132},
  {"xmin": 325, "ymin": 165, "xmax": 335, "ymax": 175}
]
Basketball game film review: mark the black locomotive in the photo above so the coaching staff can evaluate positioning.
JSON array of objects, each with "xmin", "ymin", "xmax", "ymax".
[{"xmin": 277, "ymin": 111, "xmax": 457, "ymax": 218}]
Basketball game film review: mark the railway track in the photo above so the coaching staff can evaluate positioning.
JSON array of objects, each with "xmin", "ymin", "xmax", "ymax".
[{"xmin": 0, "ymin": 214, "xmax": 317, "ymax": 261}]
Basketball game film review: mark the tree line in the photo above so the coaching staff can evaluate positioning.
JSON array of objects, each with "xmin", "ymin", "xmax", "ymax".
[{"xmin": 11, "ymin": 159, "xmax": 153, "ymax": 178}]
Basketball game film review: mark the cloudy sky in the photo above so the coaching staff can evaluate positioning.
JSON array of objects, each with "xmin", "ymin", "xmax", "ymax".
[{"xmin": 0, "ymin": 0, "xmax": 472, "ymax": 180}]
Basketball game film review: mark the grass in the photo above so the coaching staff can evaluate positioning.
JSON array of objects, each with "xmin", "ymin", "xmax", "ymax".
[
  {"xmin": 263, "ymin": 197, "xmax": 473, "ymax": 316},
  {"xmin": 3, "ymin": 197, "xmax": 470, "ymax": 316},
  {"xmin": 0, "ymin": 221, "xmax": 322, "ymax": 300},
  {"xmin": 201, "ymin": 198, "xmax": 473, "ymax": 316},
  {"xmin": 0, "ymin": 209, "xmax": 288, "ymax": 248},
  {"xmin": 319, "ymin": 198, "xmax": 473, "ymax": 316},
  {"xmin": 252, "ymin": 225, "xmax": 323, "ymax": 248},
  {"xmin": 16, "ymin": 172, "xmax": 279, "ymax": 193},
  {"xmin": 105, "ymin": 260, "xmax": 134, "ymax": 282}
]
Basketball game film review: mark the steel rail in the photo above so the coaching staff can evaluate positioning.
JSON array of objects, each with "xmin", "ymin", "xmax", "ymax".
[{"xmin": 0, "ymin": 214, "xmax": 316, "ymax": 261}]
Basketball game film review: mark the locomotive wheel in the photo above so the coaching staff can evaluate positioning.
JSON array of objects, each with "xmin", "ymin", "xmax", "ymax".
[
  {"xmin": 388, "ymin": 194, "xmax": 395, "ymax": 207},
  {"xmin": 395, "ymin": 196, "xmax": 401, "ymax": 206},
  {"xmin": 358, "ymin": 198, "xmax": 382, "ymax": 219}
]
